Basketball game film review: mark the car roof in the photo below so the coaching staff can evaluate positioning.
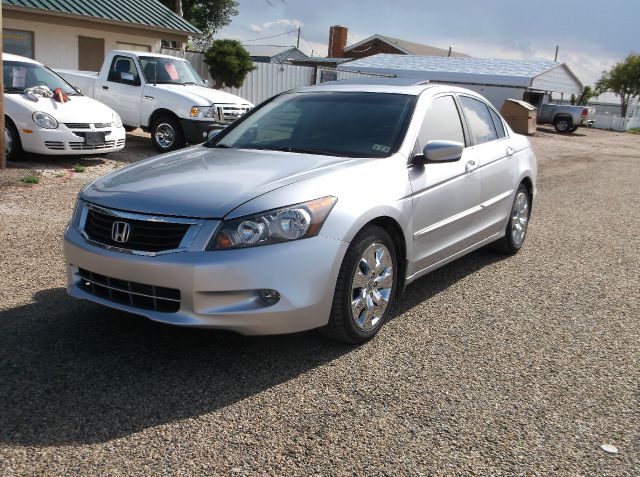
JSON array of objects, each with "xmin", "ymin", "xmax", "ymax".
[
  {"xmin": 2, "ymin": 53, "xmax": 42, "ymax": 65},
  {"xmin": 294, "ymin": 81, "xmax": 485, "ymax": 98}
]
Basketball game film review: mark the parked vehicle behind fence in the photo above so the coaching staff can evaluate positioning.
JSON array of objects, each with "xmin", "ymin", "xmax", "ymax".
[
  {"xmin": 3, "ymin": 53, "xmax": 125, "ymax": 160},
  {"xmin": 64, "ymin": 83, "xmax": 536, "ymax": 343},
  {"xmin": 57, "ymin": 50, "xmax": 253, "ymax": 152}
]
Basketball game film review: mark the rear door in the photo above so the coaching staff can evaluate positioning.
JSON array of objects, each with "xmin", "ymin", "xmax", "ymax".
[
  {"xmin": 408, "ymin": 94, "xmax": 483, "ymax": 274},
  {"xmin": 458, "ymin": 95, "xmax": 516, "ymax": 238}
]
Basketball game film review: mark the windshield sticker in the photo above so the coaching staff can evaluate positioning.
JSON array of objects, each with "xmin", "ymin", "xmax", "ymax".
[
  {"xmin": 164, "ymin": 63, "xmax": 180, "ymax": 81},
  {"xmin": 372, "ymin": 144, "xmax": 391, "ymax": 153},
  {"xmin": 12, "ymin": 67, "xmax": 26, "ymax": 88}
]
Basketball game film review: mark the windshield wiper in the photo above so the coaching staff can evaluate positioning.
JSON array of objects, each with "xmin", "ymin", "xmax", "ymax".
[{"xmin": 180, "ymin": 81, "xmax": 199, "ymax": 85}]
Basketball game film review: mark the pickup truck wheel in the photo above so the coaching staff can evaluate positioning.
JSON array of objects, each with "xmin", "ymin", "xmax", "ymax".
[
  {"xmin": 553, "ymin": 117, "xmax": 573, "ymax": 134},
  {"xmin": 151, "ymin": 116, "xmax": 184, "ymax": 152},
  {"xmin": 569, "ymin": 126, "xmax": 579, "ymax": 133},
  {"xmin": 5, "ymin": 119, "xmax": 24, "ymax": 161}
]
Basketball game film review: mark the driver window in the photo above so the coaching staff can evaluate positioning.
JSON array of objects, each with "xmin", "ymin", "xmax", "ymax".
[
  {"xmin": 415, "ymin": 95, "xmax": 465, "ymax": 152},
  {"xmin": 107, "ymin": 56, "xmax": 140, "ymax": 85}
]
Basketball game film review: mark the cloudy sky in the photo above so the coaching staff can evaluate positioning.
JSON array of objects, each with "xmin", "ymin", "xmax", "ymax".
[{"xmin": 216, "ymin": 0, "xmax": 639, "ymax": 95}]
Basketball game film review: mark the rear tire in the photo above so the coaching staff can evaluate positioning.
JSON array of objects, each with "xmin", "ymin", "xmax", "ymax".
[
  {"xmin": 151, "ymin": 116, "xmax": 184, "ymax": 152},
  {"xmin": 5, "ymin": 118, "xmax": 24, "ymax": 161},
  {"xmin": 491, "ymin": 184, "xmax": 531, "ymax": 255},
  {"xmin": 320, "ymin": 225, "xmax": 398, "ymax": 344},
  {"xmin": 554, "ymin": 116, "xmax": 573, "ymax": 133}
]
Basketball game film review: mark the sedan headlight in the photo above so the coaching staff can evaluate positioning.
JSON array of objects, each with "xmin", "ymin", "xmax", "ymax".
[
  {"xmin": 32, "ymin": 112, "xmax": 58, "ymax": 129},
  {"xmin": 190, "ymin": 106, "xmax": 215, "ymax": 119},
  {"xmin": 112, "ymin": 112, "xmax": 123, "ymax": 128},
  {"xmin": 210, "ymin": 196, "xmax": 337, "ymax": 250}
]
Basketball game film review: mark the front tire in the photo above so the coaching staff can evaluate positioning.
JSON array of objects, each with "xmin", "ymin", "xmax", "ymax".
[
  {"xmin": 321, "ymin": 225, "xmax": 397, "ymax": 344},
  {"xmin": 491, "ymin": 184, "xmax": 531, "ymax": 254},
  {"xmin": 554, "ymin": 116, "xmax": 573, "ymax": 133},
  {"xmin": 5, "ymin": 118, "xmax": 23, "ymax": 161},
  {"xmin": 151, "ymin": 116, "xmax": 184, "ymax": 152}
]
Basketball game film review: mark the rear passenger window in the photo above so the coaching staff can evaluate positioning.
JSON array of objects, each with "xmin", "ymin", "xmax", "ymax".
[
  {"xmin": 489, "ymin": 108, "xmax": 506, "ymax": 138},
  {"xmin": 416, "ymin": 95, "xmax": 465, "ymax": 150},
  {"xmin": 460, "ymin": 96, "xmax": 498, "ymax": 145}
]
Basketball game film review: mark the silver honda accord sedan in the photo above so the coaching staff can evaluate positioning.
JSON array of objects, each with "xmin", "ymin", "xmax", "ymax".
[{"xmin": 64, "ymin": 83, "xmax": 536, "ymax": 343}]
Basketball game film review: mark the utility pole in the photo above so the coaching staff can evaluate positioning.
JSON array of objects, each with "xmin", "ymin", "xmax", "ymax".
[
  {"xmin": 297, "ymin": 27, "xmax": 300, "ymax": 49},
  {"xmin": 1, "ymin": 5, "xmax": 6, "ymax": 170},
  {"xmin": 174, "ymin": 0, "xmax": 183, "ymax": 16},
  {"xmin": 554, "ymin": 45, "xmax": 559, "ymax": 62},
  {"xmin": 447, "ymin": 46, "xmax": 453, "ymax": 57}
]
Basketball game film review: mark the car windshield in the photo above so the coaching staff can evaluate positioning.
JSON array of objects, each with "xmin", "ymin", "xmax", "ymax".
[
  {"xmin": 2, "ymin": 60, "xmax": 78, "ymax": 95},
  {"xmin": 139, "ymin": 56, "xmax": 203, "ymax": 85},
  {"xmin": 210, "ymin": 91, "xmax": 417, "ymax": 158}
]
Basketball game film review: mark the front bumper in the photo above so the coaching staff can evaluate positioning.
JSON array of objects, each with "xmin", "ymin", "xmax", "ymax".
[
  {"xmin": 19, "ymin": 126, "xmax": 126, "ymax": 155},
  {"xmin": 179, "ymin": 119, "xmax": 225, "ymax": 145},
  {"xmin": 64, "ymin": 225, "xmax": 348, "ymax": 335}
]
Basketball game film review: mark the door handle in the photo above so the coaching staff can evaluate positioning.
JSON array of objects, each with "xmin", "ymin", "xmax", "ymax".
[
  {"xmin": 506, "ymin": 147, "xmax": 515, "ymax": 157},
  {"xmin": 102, "ymin": 86, "xmax": 109, "ymax": 90},
  {"xmin": 465, "ymin": 160, "xmax": 478, "ymax": 173}
]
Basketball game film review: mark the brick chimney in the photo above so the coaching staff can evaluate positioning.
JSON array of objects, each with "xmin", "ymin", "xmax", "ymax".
[{"xmin": 328, "ymin": 25, "xmax": 348, "ymax": 58}]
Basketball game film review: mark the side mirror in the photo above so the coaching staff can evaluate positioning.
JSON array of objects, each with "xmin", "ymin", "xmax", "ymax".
[
  {"xmin": 411, "ymin": 140, "xmax": 464, "ymax": 167},
  {"xmin": 120, "ymin": 72, "xmax": 136, "ymax": 83},
  {"xmin": 203, "ymin": 79, "xmax": 209, "ymax": 87},
  {"xmin": 207, "ymin": 129, "xmax": 223, "ymax": 141}
]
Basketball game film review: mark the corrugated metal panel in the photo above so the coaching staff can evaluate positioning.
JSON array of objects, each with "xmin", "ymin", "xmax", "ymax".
[
  {"xmin": 2, "ymin": 0, "xmax": 200, "ymax": 34},
  {"xmin": 338, "ymin": 54, "xmax": 581, "ymax": 92},
  {"xmin": 531, "ymin": 64, "xmax": 582, "ymax": 94}
]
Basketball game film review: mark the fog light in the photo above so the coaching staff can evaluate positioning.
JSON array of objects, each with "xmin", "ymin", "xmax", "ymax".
[{"xmin": 258, "ymin": 289, "xmax": 280, "ymax": 306}]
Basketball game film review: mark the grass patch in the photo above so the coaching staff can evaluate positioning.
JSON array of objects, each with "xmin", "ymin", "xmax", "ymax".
[
  {"xmin": 628, "ymin": 128, "xmax": 640, "ymax": 135},
  {"xmin": 20, "ymin": 175, "xmax": 40, "ymax": 184},
  {"xmin": 72, "ymin": 163, "xmax": 86, "ymax": 173}
]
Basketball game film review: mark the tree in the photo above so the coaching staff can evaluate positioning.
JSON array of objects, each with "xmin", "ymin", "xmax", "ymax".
[
  {"xmin": 573, "ymin": 85, "xmax": 598, "ymax": 106},
  {"xmin": 159, "ymin": 0, "xmax": 239, "ymax": 41},
  {"xmin": 595, "ymin": 53, "xmax": 640, "ymax": 117},
  {"xmin": 203, "ymin": 40, "xmax": 255, "ymax": 88}
]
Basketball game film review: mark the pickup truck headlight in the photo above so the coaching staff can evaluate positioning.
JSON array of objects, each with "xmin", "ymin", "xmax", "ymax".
[
  {"xmin": 190, "ymin": 106, "xmax": 215, "ymax": 119},
  {"xmin": 112, "ymin": 112, "xmax": 123, "ymax": 128},
  {"xmin": 32, "ymin": 112, "xmax": 58, "ymax": 129},
  {"xmin": 209, "ymin": 196, "xmax": 337, "ymax": 250}
]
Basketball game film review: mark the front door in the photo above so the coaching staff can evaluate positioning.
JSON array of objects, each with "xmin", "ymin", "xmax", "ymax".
[
  {"xmin": 94, "ymin": 55, "xmax": 143, "ymax": 127},
  {"xmin": 408, "ymin": 94, "xmax": 482, "ymax": 275}
]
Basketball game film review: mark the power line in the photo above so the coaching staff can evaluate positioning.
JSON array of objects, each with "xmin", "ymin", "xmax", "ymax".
[
  {"xmin": 298, "ymin": 31, "xmax": 317, "ymax": 56},
  {"xmin": 243, "ymin": 28, "xmax": 299, "ymax": 42}
]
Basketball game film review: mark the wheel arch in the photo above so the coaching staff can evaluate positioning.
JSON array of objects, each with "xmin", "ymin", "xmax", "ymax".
[{"xmin": 147, "ymin": 108, "xmax": 181, "ymax": 129}]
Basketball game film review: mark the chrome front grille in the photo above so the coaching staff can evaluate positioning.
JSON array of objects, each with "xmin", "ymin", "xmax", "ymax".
[
  {"xmin": 78, "ymin": 268, "xmax": 180, "ymax": 313},
  {"xmin": 215, "ymin": 104, "xmax": 251, "ymax": 124},
  {"xmin": 82, "ymin": 207, "xmax": 192, "ymax": 253}
]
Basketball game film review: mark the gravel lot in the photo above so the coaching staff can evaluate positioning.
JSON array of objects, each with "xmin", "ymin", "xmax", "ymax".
[{"xmin": 0, "ymin": 127, "xmax": 638, "ymax": 476}]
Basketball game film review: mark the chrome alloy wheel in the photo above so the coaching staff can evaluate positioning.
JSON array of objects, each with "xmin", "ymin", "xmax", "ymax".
[
  {"xmin": 511, "ymin": 190, "xmax": 529, "ymax": 247},
  {"xmin": 5, "ymin": 127, "xmax": 13, "ymax": 156},
  {"xmin": 351, "ymin": 242, "xmax": 394, "ymax": 331},
  {"xmin": 155, "ymin": 123, "xmax": 175, "ymax": 148}
]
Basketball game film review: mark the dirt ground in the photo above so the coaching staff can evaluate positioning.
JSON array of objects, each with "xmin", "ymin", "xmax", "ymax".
[{"xmin": 0, "ymin": 126, "xmax": 639, "ymax": 476}]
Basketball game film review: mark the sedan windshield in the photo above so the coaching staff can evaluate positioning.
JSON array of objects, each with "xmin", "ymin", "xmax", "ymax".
[
  {"xmin": 211, "ymin": 91, "xmax": 417, "ymax": 158},
  {"xmin": 2, "ymin": 61, "xmax": 78, "ymax": 94},
  {"xmin": 139, "ymin": 56, "xmax": 204, "ymax": 85}
]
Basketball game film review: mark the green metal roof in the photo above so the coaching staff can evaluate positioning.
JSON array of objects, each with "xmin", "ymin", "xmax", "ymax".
[{"xmin": 2, "ymin": 0, "xmax": 201, "ymax": 35}]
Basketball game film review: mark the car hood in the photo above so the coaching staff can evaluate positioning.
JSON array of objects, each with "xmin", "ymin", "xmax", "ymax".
[
  {"xmin": 80, "ymin": 147, "xmax": 358, "ymax": 218},
  {"xmin": 150, "ymin": 84, "xmax": 254, "ymax": 107},
  {"xmin": 6, "ymin": 93, "xmax": 116, "ymax": 123}
]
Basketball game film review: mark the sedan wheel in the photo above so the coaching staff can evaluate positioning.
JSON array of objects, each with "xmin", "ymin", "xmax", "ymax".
[
  {"xmin": 5, "ymin": 126, "xmax": 13, "ymax": 157},
  {"xmin": 4, "ymin": 120, "xmax": 23, "ymax": 161},
  {"xmin": 490, "ymin": 184, "xmax": 531, "ymax": 254},
  {"xmin": 322, "ymin": 225, "xmax": 397, "ymax": 343}
]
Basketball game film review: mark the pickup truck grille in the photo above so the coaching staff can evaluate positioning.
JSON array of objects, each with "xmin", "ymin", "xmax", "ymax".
[
  {"xmin": 78, "ymin": 268, "xmax": 180, "ymax": 313},
  {"xmin": 83, "ymin": 208, "xmax": 190, "ymax": 253},
  {"xmin": 216, "ymin": 104, "xmax": 251, "ymax": 124}
]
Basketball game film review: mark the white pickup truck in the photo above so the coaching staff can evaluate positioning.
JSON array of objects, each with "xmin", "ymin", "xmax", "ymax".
[{"xmin": 58, "ymin": 51, "xmax": 253, "ymax": 151}]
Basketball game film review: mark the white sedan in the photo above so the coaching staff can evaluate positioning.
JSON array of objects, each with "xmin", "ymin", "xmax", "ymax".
[{"xmin": 3, "ymin": 53, "xmax": 126, "ymax": 160}]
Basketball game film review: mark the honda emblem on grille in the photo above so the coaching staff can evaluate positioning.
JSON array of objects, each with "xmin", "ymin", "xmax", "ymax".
[{"xmin": 111, "ymin": 221, "xmax": 131, "ymax": 243}]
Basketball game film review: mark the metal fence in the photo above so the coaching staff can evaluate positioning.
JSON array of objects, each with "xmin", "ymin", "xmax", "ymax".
[{"xmin": 593, "ymin": 114, "xmax": 640, "ymax": 131}]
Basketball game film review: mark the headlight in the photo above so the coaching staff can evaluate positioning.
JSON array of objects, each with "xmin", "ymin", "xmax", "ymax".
[
  {"xmin": 32, "ymin": 112, "xmax": 58, "ymax": 129},
  {"xmin": 210, "ymin": 196, "xmax": 337, "ymax": 250},
  {"xmin": 70, "ymin": 198, "xmax": 85, "ymax": 228},
  {"xmin": 112, "ymin": 112, "xmax": 123, "ymax": 128},
  {"xmin": 190, "ymin": 106, "xmax": 215, "ymax": 119}
]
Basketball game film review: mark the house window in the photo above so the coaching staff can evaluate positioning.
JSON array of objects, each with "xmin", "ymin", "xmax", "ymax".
[{"xmin": 3, "ymin": 29, "xmax": 34, "ymax": 58}]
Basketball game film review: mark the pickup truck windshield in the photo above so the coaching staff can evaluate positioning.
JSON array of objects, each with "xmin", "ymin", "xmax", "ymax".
[
  {"xmin": 211, "ymin": 92, "xmax": 417, "ymax": 158},
  {"xmin": 2, "ymin": 61, "xmax": 78, "ymax": 95},
  {"xmin": 139, "ymin": 56, "xmax": 203, "ymax": 85}
]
